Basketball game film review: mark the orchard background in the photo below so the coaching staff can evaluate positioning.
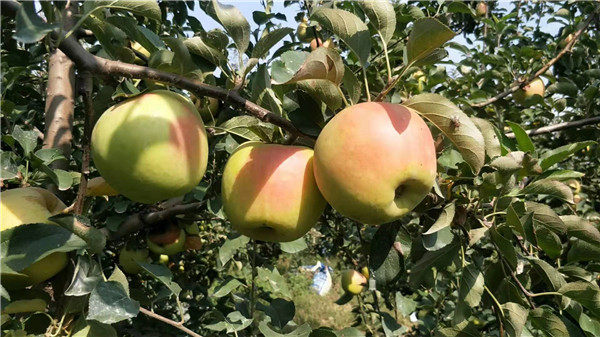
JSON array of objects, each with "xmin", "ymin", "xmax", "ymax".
[{"xmin": 1, "ymin": 0, "xmax": 600, "ymax": 336}]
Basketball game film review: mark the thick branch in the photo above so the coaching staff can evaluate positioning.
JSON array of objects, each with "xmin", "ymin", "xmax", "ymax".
[
  {"xmin": 506, "ymin": 116, "xmax": 600, "ymax": 138},
  {"xmin": 471, "ymin": 8, "xmax": 598, "ymax": 108},
  {"xmin": 101, "ymin": 201, "xmax": 206, "ymax": 240},
  {"xmin": 139, "ymin": 307, "xmax": 202, "ymax": 337}
]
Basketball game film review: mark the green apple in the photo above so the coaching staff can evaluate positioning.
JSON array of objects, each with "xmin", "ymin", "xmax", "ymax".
[
  {"xmin": 85, "ymin": 176, "xmax": 119, "ymax": 197},
  {"xmin": 221, "ymin": 142, "xmax": 327, "ymax": 242},
  {"xmin": 313, "ymin": 102, "xmax": 437, "ymax": 225},
  {"xmin": 341, "ymin": 270, "xmax": 367, "ymax": 295},
  {"xmin": 296, "ymin": 18, "xmax": 313, "ymax": 43},
  {"xmin": 118, "ymin": 247, "xmax": 149, "ymax": 274},
  {"xmin": 91, "ymin": 90, "xmax": 209, "ymax": 204},
  {"xmin": 1, "ymin": 188, "xmax": 68, "ymax": 290},
  {"xmin": 194, "ymin": 96, "xmax": 220, "ymax": 123},
  {"xmin": 147, "ymin": 223, "xmax": 186, "ymax": 255},
  {"xmin": 557, "ymin": 33, "xmax": 574, "ymax": 49},
  {"xmin": 513, "ymin": 77, "xmax": 545, "ymax": 106}
]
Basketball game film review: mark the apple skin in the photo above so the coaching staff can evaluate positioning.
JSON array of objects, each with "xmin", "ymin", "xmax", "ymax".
[
  {"xmin": 476, "ymin": 2, "xmax": 488, "ymax": 16},
  {"xmin": 221, "ymin": 142, "xmax": 327, "ymax": 242},
  {"xmin": 85, "ymin": 176, "xmax": 119, "ymax": 197},
  {"xmin": 0, "ymin": 188, "xmax": 68, "ymax": 290},
  {"xmin": 147, "ymin": 223, "xmax": 186, "ymax": 255},
  {"xmin": 341, "ymin": 270, "xmax": 367, "ymax": 295},
  {"xmin": 313, "ymin": 102, "xmax": 437, "ymax": 225},
  {"xmin": 513, "ymin": 77, "xmax": 545, "ymax": 107},
  {"xmin": 310, "ymin": 38, "xmax": 323, "ymax": 51},
  {"xmin": 557, "ymin": 33, "xmax": 574, "ymax": 49},
  {"xmin": 296, "ymin": 19, "xmax": 313, "ymax": 43},
  {"xmin": 91, "ymin": 90, "xmax": 209, "ymax": 204},
  {"xmin": 118, "ymin": 247, "xmax": 149, "ymax": 274}
]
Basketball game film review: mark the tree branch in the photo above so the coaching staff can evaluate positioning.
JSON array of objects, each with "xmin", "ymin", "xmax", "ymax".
[
  {"xmin": 471, "ymin": 8, "xmax": 598, "ymax": 108},
  {"xmin": 72, "ymin": 71, "xmax": 94, "ymax": 214},
  {"xmin": 506, "ymin": 116, "xmax": 600, "ymax": 138},
  {"xmin": 139, "ymin": 307, "xmax": 202, "ymax": 337}
]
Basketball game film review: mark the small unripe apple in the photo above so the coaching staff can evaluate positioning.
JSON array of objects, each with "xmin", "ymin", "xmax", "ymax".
[
  {"xmin": 91, "ymin": 90, "xmax": 209, "ymax": 204},
  {"xmin": 147, "ymin": 223, "xmax": 186, "ymax": 255},
  {"xmin": 361, "ymin": 266, "xmax": 370, "ymax": 279},
  {"xmin": 476, "ymin": 2, "xmax": 488, "ymax": 16},
  {"xmin": 118, "ymin": 247, "xmax": 149, "ymax": 274},
  {"xmin": 193, "ymin": 96, "xmax": 220, "ymax": 122},
  {"xmin": 296, "ymin": 18, "xmax": 313, "ymax": 43},
  {"xmin": 513, "ymin": 77, "xmax": 545, "ymax": 107},
  {"xmin": 221, "ymin": 142, "xmax": 327, "ymax": 242},
  {"xmin": 85, "ymin": 176, "xmax": 119, "ymax": 197},
  {"xmin": 557, "ymin": 33, "xmax": 574, "ymax": 49},
  {"xmin": 313, "ymin": 102, "xmax": 437, "ymax": 225},
  {"xmin": 1, "ymin": 188, "xmax": 68, "ymax": 290},
  {"xmin": 341, "ymin": 270, "xmax": 367, "ymax": 295}
]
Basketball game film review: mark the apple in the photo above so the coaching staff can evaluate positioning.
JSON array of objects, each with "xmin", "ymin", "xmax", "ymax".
[
  {"xmin": 558, "ymin": 33, "xmax": 574, "ymax": 49},
  {"xmin": 193, "ymin": 95, "xmax": 220, "ymax": 122},
  {"xmin": 184, "ymin": 236, "xmax": 203, "ymax": 250},
  {"xmin": 310, "ymin": 38, "xmax": 323, "ymax": 51},
  {"xmin": 566, "ymin": 179, "xmax": 581, "ymax": 194},
  {"xmin": 313, "ymin": 102, "xmax": 437, "ymax": 225},
  {"xmin": 221, "ymin": 142, "xmax": 327, "ymax": 242},
  {"xmin": 341, "ymin": 270, "xmax": 367, "ymax": 295},
  {"xmin": 476, "ymin": 1, "xmax": 488, "ymax": 16},
  {"xmin": 361, "ymin": 266, "xmax": 370, "ymax": 279},
  {"xmin": 118, "ymin": 247, "xmax": 149, "ymax": 274},
  {"xmin": 513, "ymin": 77, "xmax": 545, "ymax": 106},
  {"xmin": 85, "ymin": 176, "xmax": 119, "ymax": 197},
  {"xmin": 147, "ymin": 222, "xmax": 186, "ymax": 255},
  {"xmin": 296, "ymin": 18, "xmax": 313, "ymax": 43},
  {"xmin": 0, "ymin": 188, "xmax": 69, "ymax": 290},
  {"xmin": 91, "ymin": 90, "xmax": 209, "ymax": 204}
]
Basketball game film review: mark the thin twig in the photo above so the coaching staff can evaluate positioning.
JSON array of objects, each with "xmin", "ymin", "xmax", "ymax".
[
  {"xmin": 471, "ymin": 8, "xmax": 598, "ymax": 108},
  {"xmin": 73, "ymin": 71, "xmax": 94, "ymax": 214},
  {"xmin": 139, "ymin": 307, "xmax": 202, "ymax": 337},
  {"xmin": 505, "ymin": 116, "xmax": 600, "ymax": 138}
]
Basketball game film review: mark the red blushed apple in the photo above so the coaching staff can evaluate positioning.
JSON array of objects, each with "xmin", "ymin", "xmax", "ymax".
[
  {"xmin": 513, "ymin": 77, "xmax": 545, "ymax": 107},
  {"xmin": 221, "ymin": 142, "xmax": 327, "ymax": 242},
  {"xmin": 91, "ymin": 90, "xmax": 209, "ymax": 204},
  {"xmin": 313, "ymin": 102, "xmax": 437, "ymax": 225}
]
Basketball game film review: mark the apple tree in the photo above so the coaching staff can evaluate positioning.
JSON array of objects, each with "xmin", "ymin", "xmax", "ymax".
[{"xmin": 1, "ymin": 1, "xmax": 599, "ymax": 336}]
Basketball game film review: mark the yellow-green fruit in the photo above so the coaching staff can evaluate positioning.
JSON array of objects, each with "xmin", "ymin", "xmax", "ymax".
[
  {"xmin": 476, "ymin": 1, "xmax": 488, "ymax": 16},
  {"xmin": 91, "ymin": 90, "xmax": 209, "ymax": 204},
  {"xmin": 313, "ymin": 102, "xmax": 437, "ymax": 225},
  {"xmin": 558, "ymin": 33, "xmax": 574, "ymax": 49},
  {"xmin": 118, "ymin": 247, "xmax": 149, "ymax": 274},
  {"xmin": 513, "ymin": 78, "xmax": 545, "ymax": 106},
  {"xmin": 566, "ymin": 179, "xmax": 581, "ymax": 194},
  {"xmin": 85, "ymin": 176, "xmax": 119, "ymax": 197},
  {"xmin": 361, "ymin": 267, "xmax": 370, "ymax": 279},
  {"xmin": 194, "ymin": 96, "xmax": 220, "ymax": 122},
  {"xmin": 147, "ymin": 224, "xmax": 186, "ymax": 255},
  {"xmin": 222, "ymin": 142, "xmax": 327, "ymax": 242},
  {"xmin": 0, "ymin": 188, "xmax": 68, "ymax": 290},
  {"xmin": 341, "ymin": 270, "xmax": 367, "ymax": 295},
  {"xmin": 296, "ymin": 19, "xmax": 313, "ymax": 43},
  {"xmin": 157, "ymin": 254, "xmax": 170, "ymax": 265}
]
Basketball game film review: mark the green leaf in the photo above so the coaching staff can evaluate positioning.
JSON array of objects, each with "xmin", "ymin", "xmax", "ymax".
[
  {"xmin": 184, "ymin": 36, "xmax": 227, "ymax": 67},
  {"xmin": 205, "ymin": 311, "xmax": 252, "ymax": 333},
  {"xmin": 539, "ymin": 141, "xmax": 597, "ymax": 170},
  {"xmin": 64, "ymin": 255, "xmax": 103, "ymax": 297},
  {"xmin": 218, "ymin": 116, "xmax": 275, "ymax": 141},
  {"xmin": 518, "ymin": 179, "xmax": 574, "ymax": 203},
  {"xmin": 536, "ymin": 227, "xmax": 562, "ymax": 259},
  {"xmin": 265, "ymin": 298, "xmax": 295, "ymax": 330},
  {"xmin": 1, "ymin": 150, "xmax": 19, "ymax": 180},
  {"xmin": 458, "ymin": 264, "xmax": 484, "ymax": 307},
  {"xmin": 506, "ymin": 121, "xmax": 535, "ymax": 154},
  {"xmin": 212, "ymin": 277, "xmax": 243, "ymax": 298},
  {"xmin": 206, "ymin": 0, "xmax": 250, "ymax": 54},
  {"xmin": 559, "ymin": 282, "xmax": 600, "ymax": 318},
  {"xmin": 423, "ymin": 226, "xmax": 454, "ymax": 251},
  {"xmin": 369, "ymin": 223, "xmax": 403, "ymax": 285},
  {"xmin": 34, "ymin": 148, "xmax": 65, "ymax": 165},
  {"xmin": 257, "ymin": 267, "xmax": 291, "ymax": 298},
  {"xmin": 139, "ymin": 263, "xmax": 181, "ymax": 297},
  {"xmin": 72, "ymin": 317, "xmax": 118, "ymax": 337},
  {"xmin": 546, "ymin": 81, "xmax": 579, "ymax": 97},
  {"xmin": 296, "ymin": 79, "xmax": 343, "ymax": 111},
  {"xmin": 403, "ymin": 94, "xmax": 485, "ymax": 174},
  {"xmin": 424, "ymin": 202, "xmax": 456, "ymax": 234},
  {"xmin": 218, "ymin": 235, "xmax": 250, "ymax": 266},
  {"xmin": 258, "ymin": 321, "xmax": 312, "ymax": 337},
  {"xmin": 108, "ymin": 267, "xmax": 129, "ymax": 296},
  {"xmin": 568, "ymin": 240, "xmax": 600, "ymax": 263},
  {"xmin": 406, "ymin": 18, "xmax": 455, "ymax": 66},
  {"xmin": 471, "ymin": 117, "xmax": 501, "ymax": 159},
  {"xmin": 84, "ymin": 0, "xmax": 161, "ymax": 21},
  {"xmin": 1, "ymin": 223, "xmax": 87, "ymax": 273},
  {"xmin": 252, "ymin": 27, "xmax": 294, "ymax": 59},
  {"xmin": 14, "ymin": 2, "xmax": 58, "ymax": 43},
  {"xmin": 529, "ymin": 258, "xmax": 566, "ymax": 292},
  {"xmin": 273, "ymin": 47, "xmax": 344, "ymax": 85},
  {"xmin": 105, "ymin": 16, "xmax": 163, "ymax": 54},
  {"xmin": 525, "ymin": 201, "xmax": 566, "ymax": 234},
  {"xmin": 529, "ymin": 306, "xmax": 569, "ymax": 337},
  {"xmin": 409, "ymin": 240, "xmax": 459, "ymax": 286},
  {"xmin": 395, "ymin": 292, "xmax": 417, "ymax": 317},
  {"xmin": 359, "ymin": 0, "xmax": 396, "ymax": 43},
  {"xmin": 87, "ymin": 281, "xmax": 139, "ymax": 324},
  {"xmin": 502, "ymin": 302, "xmax": 528, "ymax": 337},
  {"xmin": 12, "ymin": 125, "xmax": 38, "ymax": 155},
  {"xmin": 311, "ymin": 8, "xmax": 371, "ymax": 67},
  {"xmin": 560, "ymin": 215, "xmax": 600, "ymax": 247},
  {"xmin": 280, "ymin": 238, "xmax": 308, "ymax": 254},
  {"xmin": 163, "ymin": 36, "xmax": 196, "ymax": 74},
  {"xmin": 489, "ymin": 227, "xmax": 518, "ymax": 270},
  {"xmin": 435, "ymin": 320, "xmax": 482, "ymax": 337},
  {"xmin": 342, "ymin": 65, "xmax": 362, "ymax": 105}
]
